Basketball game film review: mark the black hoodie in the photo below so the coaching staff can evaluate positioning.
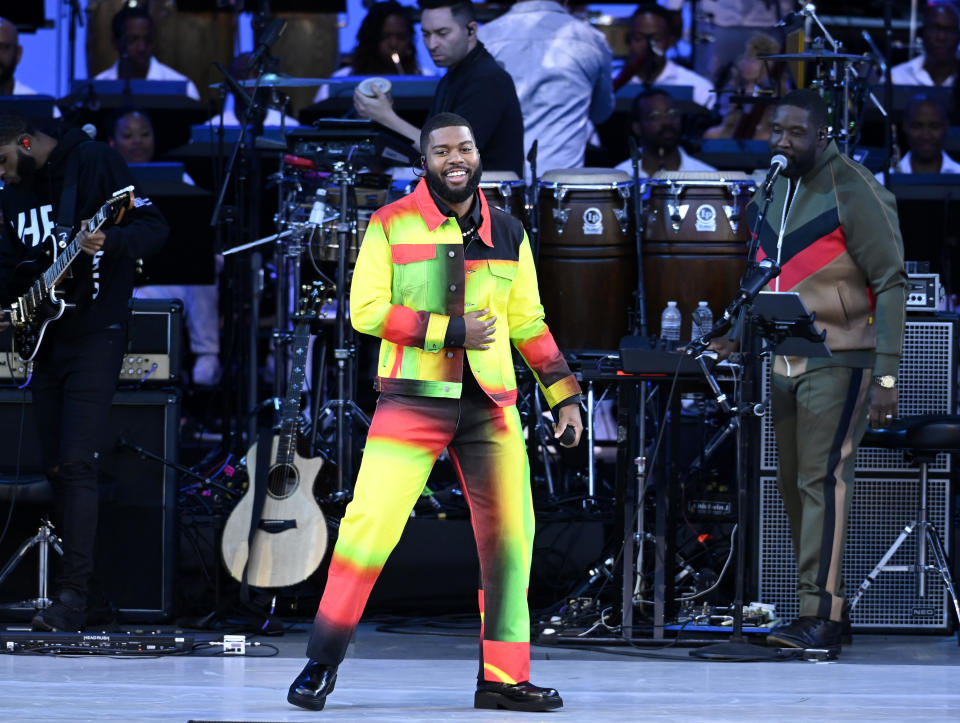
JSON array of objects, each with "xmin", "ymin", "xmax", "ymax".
[{"xmin": 0, "ymin": 127, "xmax": 168, "ymax": 338}]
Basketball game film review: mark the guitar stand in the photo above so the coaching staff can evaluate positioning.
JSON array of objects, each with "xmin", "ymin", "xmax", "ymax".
[{"xmin": 0, "ymin": 517, "xmax": 63, "ymax": 612}]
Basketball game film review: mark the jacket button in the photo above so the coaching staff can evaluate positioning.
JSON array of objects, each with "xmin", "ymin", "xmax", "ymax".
[
  {"xmin": 444, "ymin": 385, "xmax": 450, "ymax": 392},
  {"xmin": 449, "ymin": 284, "xmax": 456, "ymax": 292},
  {"xmin": 446, "ymin": 351, "xmax": 454, "ymax": 358},
  {"xmin": 448, "ymin": 250, "xmax": 455, "ymax": 257}
]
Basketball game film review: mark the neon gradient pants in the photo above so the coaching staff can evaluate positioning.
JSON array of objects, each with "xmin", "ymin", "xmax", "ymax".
[{"xmin": 307, "ymin": 375, "xmax": 535, "ymax": 683}]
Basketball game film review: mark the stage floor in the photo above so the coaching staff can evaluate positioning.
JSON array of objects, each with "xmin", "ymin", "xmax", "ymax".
[{"xmin": 1, "ymin": 622, "xmax": 958, "ymax": 721}]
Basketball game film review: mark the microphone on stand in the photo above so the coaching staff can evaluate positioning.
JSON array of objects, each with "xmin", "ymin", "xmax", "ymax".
[
  {"xmin": 721, "ymin": 258, "xmax": 782, "ymax": 324},
  {"xmin": 247, "ymin": 17, "xmax": 288, "ymax": 74},
  {"xmin": 761, "ymin": 154, "xmax": 788, "ymax": 197},
  {"xmin": 775, "ymin": 4, "xmax": 814, "ymax": 28}
]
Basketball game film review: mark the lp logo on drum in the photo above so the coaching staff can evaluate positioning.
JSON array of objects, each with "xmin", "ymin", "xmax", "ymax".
[
  {"xmin": 695, "ymin": 204, "xmax": 717, "ymax": 233},
  {"xmin": 583, "ymin": 207, "xmax": 604, "ymax": 235}
]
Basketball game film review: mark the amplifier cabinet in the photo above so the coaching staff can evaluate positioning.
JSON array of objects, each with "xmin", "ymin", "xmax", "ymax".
[
  {"xmin": 759, "ymin": 317, "xmax": 956, "ymax": 474},
  {"xmin": 0, "ymin": 389, "xmax": 180, "ymax": 621},
  {"xmin": 0, "ymin": 298, "xmax": 182, "ymax": 385},
  {"xmin": 757, "ymin": 474, "xmax": 952, "ymax": 630}
]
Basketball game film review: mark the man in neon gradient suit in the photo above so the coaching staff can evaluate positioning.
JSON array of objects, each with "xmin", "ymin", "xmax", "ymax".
[{"xmin": 287, "ymin": 112, "xmax": 583, "ymax": 713}]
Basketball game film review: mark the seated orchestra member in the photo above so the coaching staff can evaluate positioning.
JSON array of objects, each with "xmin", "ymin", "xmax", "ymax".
[
  {"xmin": 287, "ymin": 111, "xmax": 582, "ymax": 713},
  {"xmin": 478, "ymin": 0, "xmax": 615, "ymax": 177},
  {"xmin": 704, "ymin": 33, "xmax": 790, "ymax": 142},
  {"xmin": 352, "ymin": 0, "xmax": 524, "ymax": 176},
  {"xmin": 95, "ymin": 4, "xmax": 201, "ymax": 101},
  {"xmin": 0, "ymin": 15, "xmax": 61, "ymax": 117},
  {"xmin": 613, "ymin": 2, "xmax": 716, "ymax": 110},
  {"xmin": 0, "ymin": 108, "xmax": 169, "ymax": 632},
  {"xmin": 109, "ymin": 107, "xmax": 221, "ymax": 386},
  {"xmin": 877, "ymin": 94, "xmax": 960, "ymax": 178},
  {"xmin": 614, "ymin": 88, "xmax": 716, "ymax": 176},
  {"xmin": 891, "ymin": 1, "xmax": 960, "ymax": 87},
  {"xmin": 314, "ymin": 0, "xmax": 431, "ymax": 103}
]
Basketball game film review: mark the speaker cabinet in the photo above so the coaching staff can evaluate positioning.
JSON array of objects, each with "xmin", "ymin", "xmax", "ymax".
[
  {"xmin": 758, "ymin": 474, "xmax": 952, "ymax": 630},
  {"xmin": 759, "ymin": 317, "xmax": 956, "ymax": 473},
  {"xmin": 0, "ymin": 389, "xmax": 179, "ymax": 621}
]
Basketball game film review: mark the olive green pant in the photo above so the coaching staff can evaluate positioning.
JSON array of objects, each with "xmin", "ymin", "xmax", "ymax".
[{"xmin": 771, "ymin": 366, "xmax": 872, "ymax": 622}]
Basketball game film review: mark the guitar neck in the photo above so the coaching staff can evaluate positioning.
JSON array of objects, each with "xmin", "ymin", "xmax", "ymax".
[
  {"xmin": 42, "ymin": 205, "xmax": 110, "ymax": 289},
  {"xmin": 275, "ymin": 321, "xmax": 312, "ymax": 466}
]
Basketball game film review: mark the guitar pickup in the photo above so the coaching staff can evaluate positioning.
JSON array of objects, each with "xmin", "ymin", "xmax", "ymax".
[{"xmin": 258, "ymin": 519, "xmax": 297, "ymax": 534}]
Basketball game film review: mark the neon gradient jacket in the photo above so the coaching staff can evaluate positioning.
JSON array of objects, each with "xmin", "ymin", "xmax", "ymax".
[{"xmin": 350, "ymin": 179, "xmax": 581, "ymax": 409}]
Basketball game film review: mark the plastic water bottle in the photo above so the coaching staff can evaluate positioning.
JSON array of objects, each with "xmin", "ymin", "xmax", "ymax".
[
  {"xmin": 692, "ymin": 301, "xmax": 714, "ymax": 341},
  {"xmin": 660, "ymin": 301, "xmax": 682, "ymax": 342}
]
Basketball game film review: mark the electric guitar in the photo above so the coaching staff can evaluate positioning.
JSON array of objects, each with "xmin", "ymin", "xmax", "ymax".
[
  {"xmin": 8, "ymin": 186, "xmax": 135, "ymax": 362},
  {"xmin": 221, "ymin": 283, "xmax": 329, "ymax": 588}
]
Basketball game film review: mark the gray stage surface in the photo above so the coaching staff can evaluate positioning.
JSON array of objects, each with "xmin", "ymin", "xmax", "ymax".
[{"xmin": 1, "ymin": 622, "xmax": 957, "ymax": 721}]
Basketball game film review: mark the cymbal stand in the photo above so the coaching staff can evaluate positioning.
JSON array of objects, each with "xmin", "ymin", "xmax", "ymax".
[{"xmin": 315, "ymin": 162, "xmax": 371, "ymax": 500}]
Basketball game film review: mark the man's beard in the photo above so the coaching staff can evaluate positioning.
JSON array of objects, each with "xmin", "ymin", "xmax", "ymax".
[
  {"xmin": 0, "ymin": 61, "xmax": 13, "ymax": 87},
  {"xmin": 425, "ymin": 159, "xmax": 483, "ymax": 205},
  {"xmin": 14, "ymin": 149, "xmax": 38, "ymax": 186}
]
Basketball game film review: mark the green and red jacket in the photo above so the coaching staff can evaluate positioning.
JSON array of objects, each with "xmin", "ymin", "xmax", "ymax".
[
  {"xmin": 350, "ymin": 179, "xmax": 580, "ymax": 409},
  {"xmin": 747, "ymin": 141, "xmax": 907, "ymax": 377}
]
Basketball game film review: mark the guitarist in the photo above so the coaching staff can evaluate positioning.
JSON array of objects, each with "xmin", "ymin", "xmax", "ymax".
[
  {"xmin": 0, "ymin": 109, "xmax": 168, "ymax": 631},
  {"xmin": 288, "ymin": 113, "xmax": 583, "ymax": 713}
]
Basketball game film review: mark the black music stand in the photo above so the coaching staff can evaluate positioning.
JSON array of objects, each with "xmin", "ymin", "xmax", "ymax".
[{"xmin": 689, "ymin": 291, "xmax": 829, "ymax": 661}]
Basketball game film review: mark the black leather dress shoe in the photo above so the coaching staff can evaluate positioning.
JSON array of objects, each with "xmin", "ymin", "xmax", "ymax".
[
  {"xmin": 287, "ymin": 660, "xmax": 338, "ymax": 711},
  {"xmin": 767, "ymin": 616, "xmax": 843, "ymax": 653},
  {"xmin": 475, "ymin": 681, "xmax": 563, "ymax": 712}
]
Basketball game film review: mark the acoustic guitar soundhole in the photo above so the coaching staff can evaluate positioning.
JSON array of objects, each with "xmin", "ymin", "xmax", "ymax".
[{"xmin": 267, "ymin": 464, "xmax": 299, "ymax": 499}]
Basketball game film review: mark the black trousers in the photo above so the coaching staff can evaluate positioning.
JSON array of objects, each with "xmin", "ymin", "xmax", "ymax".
[{"xmin": 31, "ymin": 325, "xmax": 125, "ymax": 599}]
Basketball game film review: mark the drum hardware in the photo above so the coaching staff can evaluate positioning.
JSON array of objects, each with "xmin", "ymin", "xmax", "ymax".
[{"xmin": 543, "ymin": 181, "xmax": 633, "ymax": 236}]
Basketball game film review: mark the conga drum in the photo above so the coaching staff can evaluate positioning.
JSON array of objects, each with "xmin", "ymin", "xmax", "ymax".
[
  {"xmin": 479, "ymin": 170, "xmax": 528, "ymax": 230},
  {"xmin": 642, "ymin": 172, "xmax": 756, "ymax": 339},
  {"xmin": 537, "ymin": 168, "xmax": 637, "ymax": 351}
]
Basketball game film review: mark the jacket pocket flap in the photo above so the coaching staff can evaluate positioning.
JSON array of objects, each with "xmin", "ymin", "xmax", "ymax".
[
  {"xmin": 391, "ymin": 244, "xmax": 436, "ymax": 264},
  {"xmin": 487, "ymin": 260, "xmax": 518, "ymax": 279}
]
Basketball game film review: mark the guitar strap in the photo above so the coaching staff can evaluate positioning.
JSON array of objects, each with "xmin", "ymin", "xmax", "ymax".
[
  {"xmin": 52, "ymin": 149, "xmax": 84, "ymax": 263},
  {"xmin": 239, "ymin": 422, "xmax": 275, "ymax": 605}
]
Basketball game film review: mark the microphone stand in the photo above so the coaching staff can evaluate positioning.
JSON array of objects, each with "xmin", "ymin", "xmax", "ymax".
[
  {"xmin": 210, "ymin": 60, "xmax": 270, "ymax": 447},
  {"xmin": 685, "ymin": 181, "xmax": 784, "ymax": 661},
  {"xmin": 628, "ymin": 137, "xmax": 648, "ymax": 337}
]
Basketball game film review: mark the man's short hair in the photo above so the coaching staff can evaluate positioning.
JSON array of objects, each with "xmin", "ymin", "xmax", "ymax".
[
  {"xmin": 112, "ymin": 5, "xmax": 153, "ymax": 41},
  {"xmin": 630, "ymin": 88, "xmax": 674, "ymax": 121},
  {"xmin": 777, "ymin": 89, "xmax": 830, "ymax": 130},
  {"xmin": 631, "ymin": 2, "xmax": 674, "ymax": 32},
  {"xmin": 904, "ymin": 92, "xmax": 949, "ymax": 123},
  {"xmin": 420, "ymin": 112, "xmax": 475, "ymax": 152},
  {"xmin": 108, "ymin": 106, "xmax": 153, "ymax": 139},
  {"xmin": 0, "ymin": 108, "xmax": 33, "ymax": 146},
  {"xmin": 418, "ymin": 0, "xmax": 476, "ymax": 25}
]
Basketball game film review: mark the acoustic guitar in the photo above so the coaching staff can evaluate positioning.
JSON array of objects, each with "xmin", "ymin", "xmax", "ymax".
[{"xmin": 221, "ymin": 283, "xmax": 328, "ymax": 588}]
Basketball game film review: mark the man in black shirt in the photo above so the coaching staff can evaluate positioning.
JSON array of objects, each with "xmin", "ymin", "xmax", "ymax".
[
  {"xmin": 353, "ymin": 0, "xmax": 524, "ymax": 175},
  {"xmin": 0, "ymin": 109, "xmax": 168, "ymax": 631}
]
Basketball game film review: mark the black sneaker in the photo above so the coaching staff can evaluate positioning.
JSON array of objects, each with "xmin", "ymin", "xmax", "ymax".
[
  {"xmin": 31, "ymin": 589, "xmax": 87, "ymax": 632},
  {"xmin": 767, "ymin": 616, "xmax": 842, "ymax": 653}
]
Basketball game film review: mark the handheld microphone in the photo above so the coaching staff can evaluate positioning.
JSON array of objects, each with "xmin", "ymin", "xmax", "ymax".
[
  {"xmin": 762, "ymin": 154, "xmax": 788, "ymax": 196},
  {"xmin": 247, "ymin": 17, "xmax": 288, "ymax": 74}
]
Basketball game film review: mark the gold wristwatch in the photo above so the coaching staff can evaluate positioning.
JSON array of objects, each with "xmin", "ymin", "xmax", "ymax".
[{"xmin": 873, "ymin": 374, "xmax": 897, "ymax": 389}]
